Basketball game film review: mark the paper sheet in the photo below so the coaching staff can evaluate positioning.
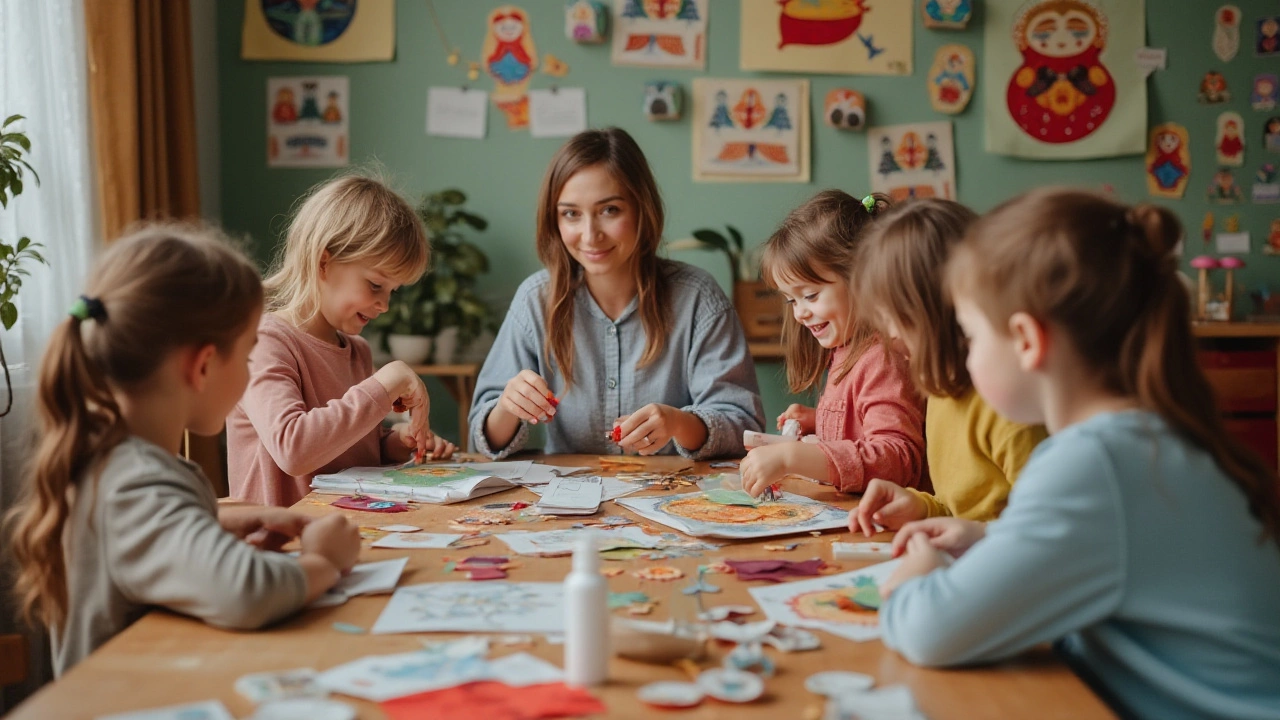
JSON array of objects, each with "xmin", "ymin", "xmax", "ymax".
[
  {"xmin": 427, "ymin": 87, "xmax": 488, "ymax": 139},
  {"xmin": 372, "ymin": 533, "xmax": 463, "ymax": 550},
  {"xmin": 371, "ymin": 582, "xmax": 565, "ymax": 635},
  {"xmin": 533, "ymin": 475, "xmax": 603, "ymax": 515},
  {"xmin": 748, "ymin": 560, "xmax": 901, "ymax": 642},
  {"xmin": 495, "ymin": 526, "xmax": 661, "ymax": 556},
  {"xmin": 311, "ymin": 466, "xmax": 514, "ymax": 504},
  {"xmin": 310, "ymin": 557, "xmax": 408, "ymax": 608},
  {"xmin": 97, "ymin": 701, "xmax": 235, "ymax": 720},
  {"xmin": 528, "ymin": 476, "xmax": 639, "ymax": 503},
  {"xmin": 528, "ymin": 88, "xmax": 587, "ymax": 138},
  {"xmin": 616, "ymin": 490, "xmax": 848, "ymax": 539},
  {"xmin": 317, "ymin": 649, "xmax": 562, "ymax": 703}
]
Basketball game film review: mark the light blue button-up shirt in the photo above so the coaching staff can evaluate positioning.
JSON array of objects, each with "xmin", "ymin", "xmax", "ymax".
[{"xmin": 469, "ymin": 262, "xmax": 764, "ymax": 460}]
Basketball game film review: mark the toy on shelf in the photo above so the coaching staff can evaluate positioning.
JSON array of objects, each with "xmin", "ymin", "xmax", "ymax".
[
  {"xmin": 1220, "ymin": 256, "xmax": 1246, "ymax": 321},
  {"xmin": 1190, "ymin": 256, "xmax": 1221, "ymax": 322}
]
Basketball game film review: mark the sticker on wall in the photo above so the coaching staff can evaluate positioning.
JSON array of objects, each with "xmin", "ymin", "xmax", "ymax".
[
  {"xmin": 267, "ymin": 76, "xmax": 348, "ymax": 168},
  {"xmin": 868, "ymin": 121, "xmax": 956, "ymax": 201},
  {"xmin": 1146, "ymin": 123, "xmax": 1190, "ymax": 199},
  {"xmin": 1200, "ymin": 71, "xmax": 1230, "ymax": 104},
  {"xmin": 1266, "ymin": 117, "xmax": 1280, "ymax": 152},
  {"xmin": 1209, "ymin": 168, "xmax": 1245, "ymax": 204},
  {"xmin": 1266, "ymin": 220, "xmax": 1280, "ymax": 254},
  {"xmin": 921, "ymin": 0, "xmax": 972, "ymax": 29},
  {"xmin": 1258, "ymin": 16, "xmax": 1280, "ymax": 57},
  {"xmin": 1254, "ymin": 164, "xmax": 1280, "ymax": 203},
  {"xmin": 612, "ymin": 0, "xmax": 708, "ymax": 69},
  {"xmin": 928, "ymin": 44, "xmax": 975, "ymax": 114},
  {"xmin": 1217, "ymin": 112, "xmax": 1245, "ymax": 166},
  {"xmin": 644, "ymin": 81, "xmax": 683, "ymax": 121},
  {"xmin": 1253, "ymin": 74, "xmax": 1279, "ymax": 111},
  {"xmin": 1214, "ymin": 6, "xmax": 1241, "ymax": 62},
  {"xmin": 566, "ymin": 0, "xmax": 608, "ymax": 43},
  {"xmin": 824, "ymin": 89, "xmax": 866, "ymax": 131},
  {"xmin": 242, "ymin": 0, "xmax": 394, "ymax": 62},
  {"xmin": 483, "ymin": 5, "xmax": 538, "ymax": 130},
  {"xmin": 740, "ymin": 0, "xmax": 913, "ymax": 76},
  {"xmin": 1202, "ymin": 212, "xmax": 1215, "ymax": 243},
  {"xmin": 692, "ymin": 78, "xmax": 810, "ymax": 183},
  {"xmin": 543, "ymin": 54, "xmax": 571, "ymax": 77}
]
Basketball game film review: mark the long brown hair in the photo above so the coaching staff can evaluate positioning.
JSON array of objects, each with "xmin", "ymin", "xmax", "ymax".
[
  {"xmin": 761, "ymin": 190, "xmax": 888, "ymax": 394},
  {"xmin": 6, "ymin": 225, "xmax": 264, "ymax": 630},
  {"xmin": 855, "ymin": 199, "xmax": 978, "ymax": 398},
  {"xmin": 948, "ymin": 188, "xmax": 1280, "ymax": 546},
  {"xmin": 534, "ymin": 127, "xmax": 671, "ymax": 386}
]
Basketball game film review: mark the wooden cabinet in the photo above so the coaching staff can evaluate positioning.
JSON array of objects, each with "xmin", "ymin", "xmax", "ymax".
[{"xmin": 1195, "ymin": 324, "xmax": 1280, "ymax": 472}]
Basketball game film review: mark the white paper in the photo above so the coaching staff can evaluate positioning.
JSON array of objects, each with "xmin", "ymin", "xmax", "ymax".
[
  {"xmin": 1134, "ymin": 47, "xmax": 1167, "ymax": 78},
  {"xmin": 234, "ymin": 668, "xmax": 321, "ymax": 704},
  {"xmin": 528, "ymin": 88, "xmax": 587, "ymax": 138},
  {"xmin": 372, "ymin": 532, "xmax": 463, "ymax": 550},
  {"xmin": 371, "ymin": 582, "xmax": 565, "ymax": 635},
  {"xmin": 827, "ymin": 685, "xmax": 927, "ymax": 720},
  {"xmin": 528, "ymin": 476, "xmax": 640, "ymax": 503},
  {"xmin": 317, "ymin": 648, "xmax": 561, "ymax": 703},
  {"xmin": 426, "ymin": 87, "xmax": 488, "ymax": 139},
  {"xmin": 495, "ymin": 526, "xmax": 661, "ymax": 556},
  {"xmin": 616, "ymin": 491, "xmax": 849, "ymax": 539},
  {"xmin": 831, "ymin": 542, "xmax": 895, "ymax": 560},
  {"xmin": 1217, "ymin": 231, "xmax": 1252, "ymax": 253},
  {"xmin": 310, "ymin": 466, "xmax": 513, "ymax": 504},
  {"xmin": 749, "ymin": 560, "xmax": 901, "ymax": 642},
  {"xmin": 376, "ymin": 525, "xmax": 422, "ymax": 533},
  {"xmin": 96, "ymin": 701, "xmax": 235, "ymax": 720},
  {"xmin": 310, "ymin": 557, "xmax": 408, "ymax": 608},
  {"xmin": 534, "ymin": 475, "xmax": 603, "ymax": 515}
]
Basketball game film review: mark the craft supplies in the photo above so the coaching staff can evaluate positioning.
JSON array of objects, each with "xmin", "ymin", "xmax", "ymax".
[{"xmin": 565, "ymin": 534, "xmax": 609, "ymax": 687}]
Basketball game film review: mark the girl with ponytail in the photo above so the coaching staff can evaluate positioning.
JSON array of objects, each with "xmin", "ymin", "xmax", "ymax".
[
  {"xmin": 6, "ymin": 226, "xmax": 360, "ymax": 676},
  {"xmin": 876, "ymin": 189, "xmax": 1280, "ymax": 719}
]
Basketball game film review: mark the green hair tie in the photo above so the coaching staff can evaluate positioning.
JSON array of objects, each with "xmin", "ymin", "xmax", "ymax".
[
  {"xmin": 68, "ymin": 295, "xmax": 106, "ymax": 322},
  {"xmin": 862, "ymin": 195, "xmax": 877, "ymax": 214}
]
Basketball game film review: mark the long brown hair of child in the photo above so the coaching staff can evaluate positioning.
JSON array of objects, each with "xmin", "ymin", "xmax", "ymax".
[
  {"xmin": 5, "ymin": 225, "xmax": 265, "ymax": 630},
  {"xmin": 760, "ymin": 190, "xmax": 890, "ymax": 395},
  {"xmin": 534, "ymin": 127, "xmax": 671, "ymax": 387},
  {"xmin": 854, "ymin": 199, "xmax": 979, "ymax": 398},
  {"xmin": 948, "ymin": 187, "xmax": 1280, "ymax": 547}
]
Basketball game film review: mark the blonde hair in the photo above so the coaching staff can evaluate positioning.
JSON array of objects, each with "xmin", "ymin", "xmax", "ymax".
[
  {"xmin": 760, "ymin": 190, "xmax": 888, "ymax": 394},
  {"xmin": 6, "ymin": 224, "xmax": 264, "ymax": 630},
  {"xmin": 264, "ymin": 173, "xmax": 430, "ymax": 325}
]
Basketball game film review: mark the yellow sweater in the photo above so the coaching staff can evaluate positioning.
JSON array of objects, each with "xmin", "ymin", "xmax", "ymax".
[{"xmin": 908, "ymin": 389, "xmax": 1048, "ymax": 521}]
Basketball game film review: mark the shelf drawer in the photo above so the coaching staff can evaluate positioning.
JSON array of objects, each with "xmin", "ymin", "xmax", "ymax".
[
  {"xmin": 1223, "ymin": 418, "xmax": 1278, "ymax": 470},
  {"xmin": 1199, "ymin": 351, "xmax": 1277, "ymax": 413}
]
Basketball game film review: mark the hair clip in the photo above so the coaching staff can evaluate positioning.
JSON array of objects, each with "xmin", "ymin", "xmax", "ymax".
[
  {"xmin": 862, "ymin": 195, "xmax": 877, "ymax": 214},
  {"xmin": 68, "ymin": 295, "xmax": 106, "ymax": 322}
]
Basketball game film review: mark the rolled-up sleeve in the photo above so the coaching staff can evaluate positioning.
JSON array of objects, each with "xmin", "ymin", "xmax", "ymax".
[{"xmin": 675, "ymin": 305, "xmax": 764, "ymax": 460}]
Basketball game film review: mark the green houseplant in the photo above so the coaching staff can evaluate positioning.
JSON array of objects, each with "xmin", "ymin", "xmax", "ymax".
[
  {"xmin": 668, "ymin": 224, "xmax": 782, "ymax": 342},
  {"xmin": 0, "ymin": 115, "xmax": 48, "ymax": 416}
]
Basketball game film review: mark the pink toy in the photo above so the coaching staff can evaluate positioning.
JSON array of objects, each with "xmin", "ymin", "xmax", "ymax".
[
  {"xmin": 1219, "ymin": 256, "xmax": 1246, "ymax": 320},
  {"xmin": 1190, "ymin": 256, "xmax": 1221, "ymax": 321}
]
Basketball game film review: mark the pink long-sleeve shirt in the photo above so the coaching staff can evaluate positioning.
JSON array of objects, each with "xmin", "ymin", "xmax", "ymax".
[
  {"xmin": 227, "ymin": 314, "xmax": 393, "ymax": 506},
  {"xmin": 814, "ymin": 342, "xmax": 928, "ymax": 493}
]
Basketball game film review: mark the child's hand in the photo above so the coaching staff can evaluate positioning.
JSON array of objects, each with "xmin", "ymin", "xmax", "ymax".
[
  {"xmin": 740, "ymin": 444, "xmax": 792, "ymax": 497},
  {"xmin": 391, "ymin": 423, "xmax": 456, "ymax": 462},
  {"xmin": 300, "ymin": 513, "xmax": 360, "ymax": 573},
  {"xmin": 776, "ymin": 404, "xmax": 816, "ymax": 435},
  {"xmin": 881, "ymin": 533, "xmax": 948, "ymax": 599},
  {"xmin": 497, "ymin": 370, "xmax": 557, "ymax": 425},
  {"xmin": 421, "ymin": 432, "xmax": 457, "ymax": 461},
  {"xmin": 849, "ymin": 478, "xmax": 928, "ymax": 537},
  {"xmin": 891, "ymin": 518, "xmax": 986, "ymax": 559},
  {"xmin": 220, "ymin": 506, "xmax": 311, "ymax": 551}
]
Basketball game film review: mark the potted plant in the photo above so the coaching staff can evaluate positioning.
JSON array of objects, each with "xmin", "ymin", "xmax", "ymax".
[
  {"xmin": 371, "ymin": 280, "xmax": 436, "ymax": 364},
  {"xmin": 667, "ymin": 225, "xmax": 782, "ymax": 341},
  {"xmin": 0, "ymin": 115, "xmax": 48, "ymax": 416}
]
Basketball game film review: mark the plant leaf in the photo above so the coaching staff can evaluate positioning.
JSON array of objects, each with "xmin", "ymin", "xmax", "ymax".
[
  {"xmin": 1, "ymin": 302, "xmax": 16, "ymax": 330},
  {"xmin": 455, "ymin": 210, "xmax": 489, "ymax": 231},
  {"xmin": 691, "ymin": 229, "xmax": 730, "ymax": 252},
  {"xmin": 2, "ymin": 114, "xmax": 23, "ymax": 128},
  {"xmin": 727, "ymin": 226, "xmax": 744, "ymax": 253}
]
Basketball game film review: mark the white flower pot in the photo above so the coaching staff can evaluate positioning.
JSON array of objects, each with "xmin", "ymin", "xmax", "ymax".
[
  {"xmin": 387, "ymin": 334, "xmax": 433, "ymax": 365},
  {"xmin": 459, "ymin": 329, "xmax": 495, "ymax": 364},
  {"xmin": 434, "ymin": 326, "xmax": 461, "ymax": 365}
]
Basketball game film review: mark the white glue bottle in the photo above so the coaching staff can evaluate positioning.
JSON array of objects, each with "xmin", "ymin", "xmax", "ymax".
[{"xmin": 564, "ymin": 532, "xmax": 608, "ymax": 687}]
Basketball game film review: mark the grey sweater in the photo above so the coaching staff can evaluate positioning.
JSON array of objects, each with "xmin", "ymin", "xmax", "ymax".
[{"xmin": 53, "ymin": 437, "xmax": 307, "ymax": 676}]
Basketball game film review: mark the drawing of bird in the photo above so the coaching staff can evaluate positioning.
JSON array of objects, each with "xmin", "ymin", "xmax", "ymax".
[{"xmin": 857, "ymin": 33, "xmax": 885, "ymax": 60}]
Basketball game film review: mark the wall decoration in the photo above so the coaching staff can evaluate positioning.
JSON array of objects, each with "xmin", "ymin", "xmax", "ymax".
[
  {"xmin": 928, "ymin": 44, "xmax": 976, "ymax": 114},
  {"xmin": 528, "ymin": 88, "xmax": 588, "ymax": 139},
  {"xmin": 426, "ymin": 87, "xmax": 489, "ymax": 139},
  {"xmin": 242, "ymin": 0, "xmax": 394, "ymax": 62},
  {"xmin": 1265, "ymin": 220, "xmax": 1280, "ymax": 254},
  {"xmin": 740, "ymin": 0, "xmax": 912, "ymax": 76},
  {"xmin": 566, "ymin": 0, "xmax": 608, "ymax": 43},
  {"xmin": 1200, "ymin": 71, "xmax": 1231, "ymax": 104},
  {"xmin": 824, "ymin": 89, "xmax": 866, "ymax": 131},
  {"xmin": 1254, "ymin": 164, "xmax": 1280, "ymax": 203},
  {"xmin": 1209, "ymin": 168, "xmax": 1245, "ymax": 204},
  {"xmin": 985, "ymin": 0, "xmax": 1146, "ymax": 160},
  {"xmin": 1217, "ymin": 112, "xmax": 1245, "ymax": 166},
  {"xmin": 611, "ymin": 0, "xmax": 708, "ymax": 69},
  {"xmin": 921, "ymin": 0, "xmax": 972, "ymax": 30},
  {"xmin": 543, "ymin": 54, "xmax": 571, "ymax": 77},
  {"xmin": 267, "ymin": 76, "xmax": 348, "ymax": 168},
  {"xmin": 1252, "ymin": 74, "xmax": 1278, "ymax": 111},
  {"xmin": 482, "ymin": 5, "xmax": 538, "ymax": 129},
  {"xmin": 644, "ymin": 81, "xmax": 683, "ymax": 121},
  {"xmin": 1258, "ymin": 16, "xmax": 1280, "ymax": 57},
  {"xmin": 691, "ymin": 78, "xmax": 810, "ymax": 183},
  {"xmin": 1146, "ymin": 123, "xmax": 1190, "ymax": 199},
  {"xmin": 867, "ymin": 121, "xmax": 956, "ymax": 201},
  {"xmin": 1265, "ymin": 117, "xmax": 1280, "ymax": 152},
  {"xmin": 1214, "ymin": 5, "xmax": 1241, "ymax": 62}
]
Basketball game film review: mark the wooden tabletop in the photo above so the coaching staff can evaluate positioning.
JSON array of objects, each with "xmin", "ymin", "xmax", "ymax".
[{"xmin": 10, "ymin": 455, "xmax": 1115, "ymax": 720}]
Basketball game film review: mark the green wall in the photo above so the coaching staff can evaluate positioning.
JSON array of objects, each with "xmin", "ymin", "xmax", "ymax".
[{"xmin": 218, "ymin": 0, "xmax": 1280, "ymax": 442}]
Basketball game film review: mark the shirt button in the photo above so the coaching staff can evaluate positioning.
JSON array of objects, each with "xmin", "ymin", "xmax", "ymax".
[
  {"xmin": 608, "ymin": 326, "xmax": 617, "ymax": 337},
  {"xmin": 607, "ymin": 378, "xmax": 617, "ymax": 389}
]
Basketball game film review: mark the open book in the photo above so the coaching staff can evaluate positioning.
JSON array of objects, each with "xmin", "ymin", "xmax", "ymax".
[{"xmin": 310, "ymin": 465, "xmax": 515, "ymax": 504}]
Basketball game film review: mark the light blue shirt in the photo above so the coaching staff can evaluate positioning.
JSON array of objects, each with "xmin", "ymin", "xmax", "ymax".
[
  {"xmin": 470, "ymin": 262, "xmax": 764, "ymax": 460},
  {"xmin": 882, "ymin": 410, "xmax": 1280, "ymax": 720}
]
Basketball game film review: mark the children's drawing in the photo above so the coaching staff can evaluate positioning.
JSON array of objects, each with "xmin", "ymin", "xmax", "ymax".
[
  {"xmin": 824, "ymin": 89, "xmax": 866, "ymax": 131},
  {"xmin": 382, "ymin": 466, "xmax": 483, "ymax": 486},
  {"xmin": 371, "ymin": 582, "xmax": 565, "ymax": 634},
  {"xmin": 1266, "ymin": 117, "xmax": 1280, "ymax": 153},
  {"xmin": 1266, "ymin": 220, "xmax": 1280, "ymax": 255},
  {"xmin": 616, "ymin": 490, "xmax": 846, "ymax": 539},
  {"xmin": 611, "ymin": 0, "xmax": 708, "ymax": 69},
  {"xmin": 495, "ymin": 526, "xmax": 659, "ymax": 556},
  {"xmin": 1253, "ymin": 164, "xmax": 1280, "ymax": 204},
  {"xmin": 242, "ymin": 0, "xmax": 393, "ymax": 62},
  {"xmin": 483, "ymin": 6, "xmax": 538, "ymax": 129},
  {"xmin": 644, "ymin": 81, "xmax": 683, "ymax": 120},
  {"xmin": 266, "ymin": 76, "xmax": 347, "ymax": 168},
  {"xmin": 1200, "ymin": 71, "xmax": 1230, "ymax": 104},
  {"xmin": 928, "ymin": 44, "xmax": 976, "ymax": 114},
  {"xmin": 1217, "ymin": 112, "xmax": 1245, "ymax": 167},
  {"xmin": 741, "ymin": 0, "xmax": 912, "ymax": 75},
  {"xmin": 1215, "ymin": 5, "xmax": 1241, "ymax": 61},
  {"xmin": 748, "ymin": 560, "xmax": 900, "ymax": 642},
  {"xmin": 1146, "ymin": 123, "xmax": 1190, "ymax": 199},
  {"xmin": 922, "ymin": 0, "xmax": 972, "ymax": 29},
  {"xmin": 566, "ymin": 0, "xmax": 607, "ymax": 43},
  {"xmin": 867, "ymin": 121, "xmax": 956, "ymax": 201},
  {"xmin": 1258, "ymin": 16, "xmax": 1280, "ymax": 57},
  {"xmin": 1253, "ymin": 75, "xmax": 1278, "ymax": 112},
  {"xmin": 260, "ymin": 0, "xmax": 354, "ymax": 46},
  {"xmin": 693, "ymin": 78, "xmax": 809, "ymax": 183},
  {"xmin": 1209, "ymin": 169, "xmax": 1245, "ymax": 204}
]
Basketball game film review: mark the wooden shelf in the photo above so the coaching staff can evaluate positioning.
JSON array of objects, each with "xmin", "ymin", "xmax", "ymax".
[
  {"xmin": 748, "ymin": 341, "xmax": 784, "ymax": 361},
  {"xmin": 407, "ymin": 362, "xmax": 480, "ymax": 376},
  {"xmin": 1193, "ymin": 322, "xmax": 1280, "ymax": 338}
]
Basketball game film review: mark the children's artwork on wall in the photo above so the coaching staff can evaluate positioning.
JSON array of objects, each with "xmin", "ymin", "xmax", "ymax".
[
  {"xmin": 921, "ymin": 0, "xmax": 972, "ymax": 30},
  {"xmin": 691, "ymin": 78, "xmax": 810, "ymax": 183},
  {"xmin": 611, "ymin": 0, "xmax": 708, "ymax": 69},
  {"xmin": 483, "ymin": 6, "xmax": 538, "ymax": 129},
  {"xmin": 1209, "ymin": 168, "xmax": 1245, "ymax": 204},
  {"xmin": 867, "ymin": 121, "xmax": 956, "ymax": 201},
  {"xmin": 543, "ymin": 54, "xmax": 571, "ymax": 77},
  {"xmin": 267, "ymin": 76, "xmax": 347, "ymax": 168},
  {"xmin": 1265, "ymin": 219, "xmax": 1280, "ymax": 254},
  {"xmin": 644, "ymin": 81, "xmax": 683, "ymax": 121},
  {"xmin": 1217, "ymin": 113, "xmax": 1246, "ymax": 167},
  {"xmin": 740, "ymin": 0, "xmax": 912, "ymax": 76},
  {"xmin": 984, "ymin": 0, "xmax": 1146, "ymax": 160},
  {"xmin": 1266, "ymin": 117, "xmax": 1280, "ymax": 152},
  {"xmin": 1214, "ymin": 6, "xmax": 1241, "ymax": 62},
  {"xmin": 748, "ymin": 560, "xmax": 901, "ymax": 642},
  {"xmin": 566, "ymin": 0, "xmax": 608, "ymax": 43},
  {"xmin": 1258, "ymin": 16, "xmax": 1280, "ymax": 57},
  {"xmin": 1252, "ymin": 75, "xmax": 1278, "ymax": 111},
  {"xmin": 824, "ymin": 89, "xmax": 866, "ymax": 131},
  {"xmin": 1253, "ymin": 164, "xmax": 1280, "ymax": 203},
  {"xmin": 928, "ymin": 44, "xmax": 976, "ymax": 114},
  {"xmin": 1200, "ymin": 71, "xmax": 1231, "ymax": 104},
  {"xmin": 242, "ymin": 0, "xmax": 394, "ymax": 62},
  {"xmin": 1146, "ymin": 123, "xmax": 1190, "ymax": 199}
]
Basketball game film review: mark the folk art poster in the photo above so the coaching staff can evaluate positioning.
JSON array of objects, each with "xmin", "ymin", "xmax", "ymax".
[
  {"xmin": 267, "ymin": 76, "xmax": 348, "ymax": 168},
  {"xmin": 242, "ymin": 0, "xmax": 395, "ymax": 62},
  {"xmin": 740, "ymin": 0, "xmax": 912, "ymax": 76},
  {"xmin": 483, "ymin": 6, "xmax": 539, "ymax": 130},
  {"xmin": 611, "ymin": 0, "xmax": 709, "ymax": 69},
  {"xmin": 691, "ymin": 78, "xmax": 810, "ymax": 183},
  {"xmin": 867, "ymin": 122, "xmax": 957, "ymax": 202},
  {"xmin": 983, "ymin": 0, "xmax": 1147, "ymax": 159}
]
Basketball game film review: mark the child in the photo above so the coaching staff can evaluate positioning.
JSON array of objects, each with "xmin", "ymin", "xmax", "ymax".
[
  {"xmin": 740, "ymin": 191, "xmax": 926, "ymax": 497},
  {"xmin": 879, "ymin": 189, "xmax": 1280, "ymax": 719},
  {"xmin": 5, "ymin": 227, "xmax": 362, "ymax": 676},
  {"xmin": 850, "ymin": 199, "xmax": 1046, "ymax": 533},
  {"xmin": 228, "ymin": 174, "xmax": 455, "ymax": 507}
]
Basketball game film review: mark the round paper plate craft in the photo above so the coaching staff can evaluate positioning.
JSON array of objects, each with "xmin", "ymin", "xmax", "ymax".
[
  {"xmin": 637, "ymin": 681, "xmax": 705, "ymax": 708},
  {"xmin": 696, "ymin": 668, "xmax": 765, "ymax": 703},
  {"xmin": 805, "ymin": 670, "xmax": 876, "ymax": 696}
]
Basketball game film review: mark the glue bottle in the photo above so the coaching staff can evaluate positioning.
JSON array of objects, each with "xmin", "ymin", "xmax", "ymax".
[{"xmin": 565, "ymin": 532, "xmax": 608, "ymax": 687}]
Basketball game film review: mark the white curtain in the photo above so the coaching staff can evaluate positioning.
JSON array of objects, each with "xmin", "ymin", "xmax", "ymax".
[{"xmin": 0, "ymin": 0, "xmax": 98, "ymax": 707}]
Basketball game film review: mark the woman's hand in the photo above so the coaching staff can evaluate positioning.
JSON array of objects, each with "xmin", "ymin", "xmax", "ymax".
[
  {"xmin": 494, "ymin": 370, "xmax": 557, "ymax": 425},
  {"xmin": 776, "ymin": 404, "xmax": 816, "ymax": 435},
  {"xmin": 614, "ymin": 403, "xmax": 707, "ymax": 455},
  {"xmin": 891, "ymin": 518, "xmax": 986, "ymax": 559},
  {"xmin": 849, "ymin": 478, "xmax": 928, "ymax": 536}
]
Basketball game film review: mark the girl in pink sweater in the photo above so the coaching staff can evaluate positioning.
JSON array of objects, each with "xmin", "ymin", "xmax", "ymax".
[
  {"xmin": 228, "ymin": 174, "xmax": 456, "ymax": 506},
  {"xmin": 740, "ymin": 190, "xmax": 927, "ymax": 498}
]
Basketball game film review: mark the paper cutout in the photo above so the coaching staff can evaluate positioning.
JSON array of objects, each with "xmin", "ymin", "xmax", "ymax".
[
  {"xmin": 692, "ymin": 78, "xmax": 810, "ymax": 183},
  {"xmin": 1134, "ymin": 47, "xmax": 1166, "ymax": 78},
  {"xmin": 922, "ymin": 0, "xmax": 972, "ymax": 30},
  {"xmin": 483, "ymin": 6, "xmax": 537, "ymax": 129},
  {"xmin": 242, "ymin": 0, "xmax": 394, "ymax": 62},
  {"xmin": 619, "ymin": 490, "xmax": 846, "ymax": 539},
  {"xmin": 1252, "ymin": 75, "xmax": 1279, "ymax": 112},
  {"xmin": 612, "ymin": 0, "xmax": 708, "ymax": 69},
  {"xmin": 633, "ymin": 565, "xmax": 685, "ymax": 581},
  {"xmin": 1253, "ymin": 164, "xmax": 1280, "ymax": 203},
  {"xmin": 644, "ymin": 81, "xmax": 683, "ymax": 120},
  {"xmin": 372, "ymin": 582, "xmax": 565, "ymax": 635},
  {"xmin": 1259, "ymin": 16, "xmax": 1280, "ymax": 57},
  {"xmin": 1217, "ymin": 232, "xmax": 1251, "ymax": 254},
  {"xmin": 703, "ymin": 489, "xmax": 759, "ymax": 506},
  {"xmin": 311, "ymin": 557, "xmax": 408, "ymax": 608},
  {"xmin": 726, "ymin": 558, "xmax": 827, "ymax": 582},
  {"xmin": 928, "ymin": 44, "xmax": 976, "ymax": 114},
  {"xmin": 267, "ymin": 76, "xmax": 348, "ymax": 168},
  {"xmin": 1200, "ymin": 71, "xmax": 1231, "ymax": 104},
  {"xmin": 824, "ymin": 89, "xmax": 866, "ymax": 131},
  {"xmin": 381, "ymin": 681, "xmax": 606, "ymax": 720},
  {"xmin": 748, "ymin": 560, "xmax": 901, "ymax": 642},
  {"xmin": 1209, "ymin": 169, "xmax": 1245, "ymax": 204},
  {"xmin": 1217, "ymin": 112, "xmax": 1246, "ymax": 167},
  {"xmin": 1215, "ymin": 5, "xmax": 1241, "ymax": 61},
  {"xmin": 373, "ymin": 532, "xmax": 463, "ymax": 549},
  {"xmin": 235, "ymin": 668, "xmax": 322, "ymax": 704},
  {"xmin": 318, "ymin": 642, "xmax": 559, "ymax": 702},
  {"xmin": 1266, "ymin": 220, "xmax": 1280, "ymax": 254},
  {"xmin": 1266, "ymin": 117, "xmax": 1280, "ymax": 153},
  {"xmin": 566, "ymin": 0, "xmax": 607, "ymax": 43},
  {"xmin": 331, "ymin": 495, "xmax": 407, "ymax": 512},
  {"xmin": 868, "ymin": 121, "xmax": 956, "ymax": 201},
  {"xmin": 741, "ymin": 0, "xmax": 912, "ymax": 75}
]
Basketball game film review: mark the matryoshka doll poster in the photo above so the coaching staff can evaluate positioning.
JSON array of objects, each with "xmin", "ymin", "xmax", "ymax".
[{"xmin": 983, "ymin": 0, "xmax": 1146, "ymax": 159}]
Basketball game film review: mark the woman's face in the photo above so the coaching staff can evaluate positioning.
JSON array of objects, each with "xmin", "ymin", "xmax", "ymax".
[{"xmin": 555, "ymin": 164, "xmax": 641, "ymax": 281}]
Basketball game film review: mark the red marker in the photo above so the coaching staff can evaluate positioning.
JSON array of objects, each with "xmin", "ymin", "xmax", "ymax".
[
  {"xmin": 546, "ymin": 393, "xmax": 559, "ymax": 407},
  {"xmin": 610, "ymin": 425, "xmax": 622, "ymax": 443}
]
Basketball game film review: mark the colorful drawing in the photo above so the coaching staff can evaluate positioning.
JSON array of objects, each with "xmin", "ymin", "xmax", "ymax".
[
  {"xmin": 1266, "ymin": 117, "xmax": 1280, "ymax": 153},
  {"xmin": 1253, "ymin": 75, "xmax": 1278, "ymax": 111},
  {"xmin": 381, "ymin": 466, "xmax": 483, "ymax": 487},
  {"xmin": 259, "ymin": 0, "xmax": 353, "ymax": 46},
  {"xmin": 928, "ymin": 44, "xmax": 976, "ymax": 114},
  {"xmin": 1215, "ymin": 5, "xmax": 1241, "ymax": 61},
  {"xmin": 271, "ymin": 87, "xmax": 298, "ymax": 124},
  {"xmin": 1258, "ymin": 16, "xmax": 1280, "ymax": 57},
  {"xmin": 824, "ymin": 89, "xmax": 866, "ymax": 131},
  {"xmin": 371, "ymin": 582, "xmax": 565, "ymax": 635},
  {"xmin": 1209, "ymin": 169, "xmax": 1245, "ymax": 204},
  {"xmin": 868, "ymin": 121, "xmax": 956, "ymax": 201},
  {"xmin": 611, "ymin": 0, "xmax": 708, "ymax": 69},
  {"xmin": 1217, "ymin": 112, "xmax": 1245, "ymax": 167},
  {"xmin": 267, "ymin": 76, "xmax": 347, "ymax": 168},
  {"xmin": 661, "ymin": 495, "xmax": 823, "ymax": 525},
  {"xmin": 741, "ymin": 0, "xmax": 912, "ymax": 75},
  {"xmin": 1200, "ymin": 71, "xmax": 1231, "ymax": 104},
  {"xmin": 1266, "ymin": 219, "xmax": 1280, "ymax": 255},
  {"xmin": 1254, "ymin": 164, "xmax": 1280, "ymax": 203},
  {"xmin": 241, "ymin": 0, "xmax": 393, "ymax": 62},
  {"xmin": 644, "ymin": 81, "xmax": 683, "ymax": 120},
  {"xmin": 693, "ymin": 79, "xmax": 809, "ymax": 183},
  {"xmin": 748, "ymin": 561, "xmax": 901, "ymax": 642},
  {"xmin": 922, "ymin": 0, "xmax": 972, "ymax": 29},
  {"xmin": 311, "ymin": 465, "xmax": 514, "ymax": 504},
  {"xmin": 787, "ymin": 577, "xmax": 882, "ymax": 625},
  {"xmin": 566, "ymin": 0, "xmax": 607, "ymax": 43},
  {"xmin": 483, "ymin": 6, "xmax": 538, "ymax": 129},
  {"xmin": 1146, "ymin": 123, "xmax": 1190, "ymax": 199},
  {"xmin": 617, "ymin": 490, "xmax": 845, "ymax": 538}
]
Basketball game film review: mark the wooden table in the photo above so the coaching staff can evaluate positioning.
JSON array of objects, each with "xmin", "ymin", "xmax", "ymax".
[
  {"xmin": 409, "ymin": 363, "xmax": 479, "ymax": 452},
  {"xmin": 9, "ymin": 455, "xmax": 1115, "ymax": 719}
]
